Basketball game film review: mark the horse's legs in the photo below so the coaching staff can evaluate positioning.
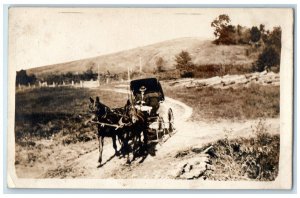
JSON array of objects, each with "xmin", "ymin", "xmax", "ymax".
[
  {"xmin": 123, "ymin": 132, "xmax": 131, "ymax": 164},
  {"xmin": 98, "ymin": 136, "xmax": 104, "ymax": 164},
  {"xmin": 142, "ymin": 127, "xmax": 148, "ymax": 153},
  {"xmin": 119, "ymin": 133, "xmax": 128, "ymax": 157},
  {"xmin": 112, "ymin": 135, "xmax": 119, "ymax": 156}
]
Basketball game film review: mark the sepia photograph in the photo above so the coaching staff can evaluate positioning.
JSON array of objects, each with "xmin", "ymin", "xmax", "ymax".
[{"xmin": 7, "ymin": 7, "xmax": 294, "ymax": 189}]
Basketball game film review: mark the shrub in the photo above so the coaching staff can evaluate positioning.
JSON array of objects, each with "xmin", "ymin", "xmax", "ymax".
[
  {"xmin": 203, "ymin": 121, "xmax": 280, "ymax": 181},
  {"xmin": 252, "ymin": 46, "xmax": 280, "ymax": 72},
  {"xmin": 155, "ymin": 57, "xmax": 165, "ymax": 73},
  {"xmin": 174, "ymin": 51, "xmax": 195, "ymax": 78},
  {"xmin": 250, "ymin": 26, "xmax": 261, "ymax": 43},
  {"xmin": 180, "ymin": 71, "xmax": 194, "ymax": 78}
]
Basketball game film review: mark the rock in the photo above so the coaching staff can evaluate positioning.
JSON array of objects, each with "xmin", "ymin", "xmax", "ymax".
[
  {"xmin": 272, "ymin": 81, "xmax": 280, "ymax": 86},
  {"xmin": 264, "ymin": 80, "xmax": 273, "ymax": 84},
  {"xmin": 195, "ymin": 82, "xmax": 207, "ymax": 87},
  {"xmin": 260, "ymin": 70, "xmax": 268, "ymax": 76},
  {"xmin": 176, "ymin": 155, "xmax": 212, "ymax": 179},
  {"xmin": 245, "ymin": 74, "xmax": 253, "ymax": 79}
]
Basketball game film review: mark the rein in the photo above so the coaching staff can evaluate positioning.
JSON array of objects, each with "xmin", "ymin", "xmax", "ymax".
[
  {"xmin": 90, "ymin": 105, "xmax": 132, "ymax": 130},
  {"xmin": 88, "ymin": 120, "xmax": 131, "ymax": 130}
]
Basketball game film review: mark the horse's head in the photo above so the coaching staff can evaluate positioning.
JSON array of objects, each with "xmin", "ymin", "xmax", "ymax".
[
  {"xmin": 88, "ymin": 96, "xmax": 108, "ymax": 120},
  {"xmin": 124, "ymin": 99, "xmax": 143, "ymax": 124}
]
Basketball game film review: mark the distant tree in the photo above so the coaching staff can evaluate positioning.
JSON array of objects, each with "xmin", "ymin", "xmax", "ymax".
[
  {"xmin": 250, "ymin": 26, "xmax": 261, "ymax": 43},
  {"xmin": 219, "ymin": 25, "xmax": 237, "ymax": 44},
  {"xmin": 259, "ymin": 24, "xmax": 265, "ymax": 33},
  {"xmin": 175, "ymin": 51, "xmax": 195, "ymax": 78},
  {"xmin": 267, "ymin": 27, "xmax": 282, "ymax": 51},
  {"xmin": 252, "ymin": 46, "xmax": 280, "ymax": 72},
  {"xmin": 253, "ymin": 26, "xmax": 282, "ymax": 72},
  {"xmin": 175, "ymin": 51, "xmax": 193, "ymax": 69},
  {"xmin": 155, "ymin": 57, "xmax": 165, "ymax": 72},
  {"xmin": 83, "ymin": 67, "xmax": 95, "ymax": 80},
  {"xmin": 30, "ymin": 74, "xmax": 37, "ymax": 84},
  {"xmin": 236, "ymin": 25, "xmax": 251, "ymax": 44},
  {"xmin": 211, "ymin": 14, "xmax": 231, "ymax": 39},
  {"xmin": 211, "ymin": 14, "xmax": 237, "ymax": 45},
  {"xmin": 16, "ymin": 69, "xmax": 37, "ymax": 85}
]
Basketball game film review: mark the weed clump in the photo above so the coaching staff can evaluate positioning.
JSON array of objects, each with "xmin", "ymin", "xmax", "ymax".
[{"xmin": 207, "ymin": 119, "xmax": 280, "ymax": 181}]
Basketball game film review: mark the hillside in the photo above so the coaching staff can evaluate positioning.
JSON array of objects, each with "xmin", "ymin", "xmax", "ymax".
[{"xmin": 27, "ymin": 37, "xmax": 259, "ymax": 77}]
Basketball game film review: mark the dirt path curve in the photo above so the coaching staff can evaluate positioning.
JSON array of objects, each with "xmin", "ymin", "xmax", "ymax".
[
  {"xmin": 60, "ymin": 88, "xmax": 279, "ymax": 179},
  {"xmin": 60, "ymin": 88, "xmax": 192, "ymax": 178}
]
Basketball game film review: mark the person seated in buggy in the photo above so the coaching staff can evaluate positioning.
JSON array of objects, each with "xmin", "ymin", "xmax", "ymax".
[{"xmin": 134, "ymin": 85, "xmax": 162, "ymax": 116}]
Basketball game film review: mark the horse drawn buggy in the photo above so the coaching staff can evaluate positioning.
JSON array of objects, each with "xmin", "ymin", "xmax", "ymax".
[
  {"xmin": 129, "ymin": 78, "xmax": 175, "ymax": 143},
  {"xmin": 87, "ymin": 77, "xmax": 175, "ymax": 165}
]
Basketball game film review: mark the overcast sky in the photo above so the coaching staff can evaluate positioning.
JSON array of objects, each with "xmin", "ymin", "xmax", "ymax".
[{"xmin": 9, "ymin": 8, "xmax": 290, "ymax": 70}]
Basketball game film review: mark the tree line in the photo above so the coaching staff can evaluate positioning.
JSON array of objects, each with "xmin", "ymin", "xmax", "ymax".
[
  {"xmin": 16, "ymin": 67, "xmax": 119, "ymax": 86},
  {"xmin": 155, "ymin": 14, "xmax": 282, "ymax": 78},
  {"xmin": 211, "ymin": 14, "xmax": 281, "ymax": 72}
]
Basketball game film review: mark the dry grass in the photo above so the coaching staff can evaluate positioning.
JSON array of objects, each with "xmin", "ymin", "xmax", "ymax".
[
  {"xmin": 163, "ymin": 83, "xmax": 279, "ymax": 121},
  {"xmin": 193, "ymin": 64, "xmax": 253, "ymax": 79},
  {"xmin": 174, "ymin": 119, "xmax": 280, "ymax": 181},
  {"xmin": 206, "ymin": 120, "xmax": 279, "ymax": 181}
]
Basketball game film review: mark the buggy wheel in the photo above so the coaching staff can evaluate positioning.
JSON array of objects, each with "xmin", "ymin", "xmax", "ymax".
[
  {"xmin": 156, "ymin": 117, "xmax": 165, "ymax": 144},
  {"xmin": 168, "ymin": 108, "xmax": 175, "ymax": 134}
]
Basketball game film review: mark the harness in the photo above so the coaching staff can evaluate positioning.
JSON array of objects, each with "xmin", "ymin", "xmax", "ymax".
[
  {"xmin": 88, "ymin": 104, "xmax": 131, "ymax": 130},
  {"xmin": 88, "ymin": 120, "xmax": 128, "ymax": 130}
]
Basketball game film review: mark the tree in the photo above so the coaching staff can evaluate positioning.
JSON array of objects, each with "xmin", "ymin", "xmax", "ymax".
[
  {"xmin": 175, "ymin": 51, "xmax": 195, "ymax": 78},
  {"xmin": 259, "ymin": 24, "xmax": 265, "ymax": 33},
  {"xmin": 267, "ymin": 27, "xmax": 282, "ymax": 52},
  {"xmin": 236, "ymin": 25, "xmax": 251, "ymax": 44},
  {"xmin": 253, "ymin": 26, "xmax": 282, "ymax": 72},
  {"xmin": 211, "ymin": 14, "xmax": 238, "ymax": 45},
  {"xmin": 211, "ymin": 14, "xmax": 231, "ymax": 39},
  {"xmin": 16, "ymin": 69, "xmax": 37, "ymax": 85},
  {"xmin": 155, "ymin": 57, "xmax": 165, "ymax": 72},
  {"xmin": 253, "ymin": 46, "xmax": 280, "ymax": 72},
  {"xmin": 250, "ymin": 26, "xmax": 261, "ymax": 43},
  {"xmin": 219, "ymin": 25, "xmax": 237, "ymax": 44},
  {"xmin": 83, "ymin": 67, "xmax": 95, "ymax": 80}
]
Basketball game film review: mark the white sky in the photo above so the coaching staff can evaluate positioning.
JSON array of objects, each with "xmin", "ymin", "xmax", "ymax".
[{"xmin": 8, "ymin": 8, "xmax": 290, "ymax": 70}]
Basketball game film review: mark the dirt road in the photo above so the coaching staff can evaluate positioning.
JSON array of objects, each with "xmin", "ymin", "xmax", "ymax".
[{"xmin": 46, "ymin": 88, "xmax": 279, "ymax": 179}]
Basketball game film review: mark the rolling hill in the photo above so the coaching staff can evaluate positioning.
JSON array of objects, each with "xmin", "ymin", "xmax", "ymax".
[{"xmin": 27, "ymin": 37, "xmax": 259, "ymax": 77}]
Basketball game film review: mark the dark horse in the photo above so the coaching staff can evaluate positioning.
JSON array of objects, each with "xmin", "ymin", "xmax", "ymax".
[
  {"xmin": 123, "ymin": 99, "xmax": 149, "ymax": 158},
  {"xmin": 87, "ymin": 96, "xmax": 131, "ymax": 165}
]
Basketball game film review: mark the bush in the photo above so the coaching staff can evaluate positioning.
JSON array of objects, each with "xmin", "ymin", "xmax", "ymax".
[
  {"xmin": 16, "ymin": 70, "xmax": 37, "ymax": 85},
  {"xmin": 180, "ymin": 71, "xmax": 194, "ymax": 78},
  {"xmin": 203, "ymin": 121, "xmax": 280, "ymax": 181},
  {"xmin": 252, "ymin": 46, "xmax": 280, "ymax": 72},
  {"xmin": 174, "ymin": 51, "xmax": 195, "ymax": 78},
  {"xmin": 250, "ymin": 26, "xmax": 261, "ymax": 43}
]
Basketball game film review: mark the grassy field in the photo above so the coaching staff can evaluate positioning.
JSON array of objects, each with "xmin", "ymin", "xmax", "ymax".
[
  {"xmin": 163, "ymin": 83, "xmax": 280, "ymax": 121},
  {"xmin": 15, "ymin": 87, "xmax": 127, "ymax": 144},
  {"xmin": 15, "ymin": 87, "xmax": 130, "ymax": 177},
  {"xmin": 15, "ymin": 83, "xmax": 280, "ymax": 144}
]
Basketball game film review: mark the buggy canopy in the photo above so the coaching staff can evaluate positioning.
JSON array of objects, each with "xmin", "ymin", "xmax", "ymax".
[{"xmin": 130, "ymin": 78, "xmax": 165, "ymax": 101}]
